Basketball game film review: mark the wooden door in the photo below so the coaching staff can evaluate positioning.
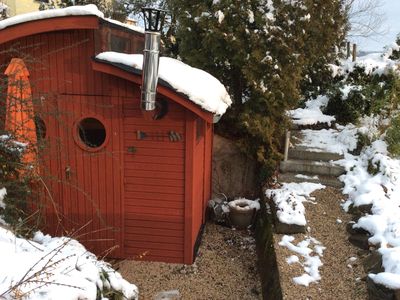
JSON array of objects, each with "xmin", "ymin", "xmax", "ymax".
[{"xmin": 53, "ymin": 94, "xmax": 124, "ymax": 257}]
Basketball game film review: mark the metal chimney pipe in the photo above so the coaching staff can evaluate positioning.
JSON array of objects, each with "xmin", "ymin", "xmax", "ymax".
[
  {"xmin": 141, "ymin": 31, "xmax": 161, "ymax": 111},
  {"xmin": 141, "ymin": 8, "xmax": 166, "ymax": 112}
]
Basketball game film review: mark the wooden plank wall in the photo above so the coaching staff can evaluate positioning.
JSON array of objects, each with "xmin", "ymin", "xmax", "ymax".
[
  {"xmin": 0, "ymin": 29, "xmax": 127, "ymax": 256},
  {"xmin": 122, "ymin": 89, "xmax": 186, "ymax": 263},
  {"xmin": 191, "ymin": 118, "xmax": 206, "ymax": 252},
  {"xmin": 0, "ymin": 27, "xmax": 193, "ymax": 262}
]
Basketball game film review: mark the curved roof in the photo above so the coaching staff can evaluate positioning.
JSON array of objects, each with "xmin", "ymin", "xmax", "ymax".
[
  {"xmin": 95, "ymin": 52, "xmax": 231, "ymax": 117},
  {"xmin": 0, "ymin": 5, "xmax": 231, "ymax": 122},
  {"xmin": 92, "ymin": 58, "xmax": 216, "ymax": 123},
  {"xmin": 0, "ymin": 4, "xmax": 143, "ymax": 44}
]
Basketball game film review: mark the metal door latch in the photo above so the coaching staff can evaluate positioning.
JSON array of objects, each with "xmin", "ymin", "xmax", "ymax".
[{"xmin": 65, "ymin": 166, "xmax": 71, "ymax": 180}]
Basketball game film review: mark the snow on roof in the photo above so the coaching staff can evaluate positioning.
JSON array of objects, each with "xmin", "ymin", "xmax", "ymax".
[
  {"xmin": 103, "ymin": 17, "xmax": 144, "ymax": 33},
  {"xmin": 0, "ymin": 4, "xmax": 101, "ymax": 30},
  {"xmin": 96, "ymin": 52, "xmax": 232, "ymax": 116},
  {"xmin": 0, "ymin": 4, "xmax": 144, "ymax": 34}
]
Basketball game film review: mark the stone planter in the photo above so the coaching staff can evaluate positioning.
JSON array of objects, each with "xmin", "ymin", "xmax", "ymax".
[{"xmin": 228, "ymin": 199, "xmax": 260, "ymax": 229}]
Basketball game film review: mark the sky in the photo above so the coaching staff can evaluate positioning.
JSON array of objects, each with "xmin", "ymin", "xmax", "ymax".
[{"xmin": 350, "ymin": 0, "xmax": 400, "ymax": 52}]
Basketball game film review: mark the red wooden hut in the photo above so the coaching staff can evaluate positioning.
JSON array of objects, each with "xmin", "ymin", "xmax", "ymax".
[{"xmin": 0, "ymin": 6, "xmax": 231, "ymax": 264}]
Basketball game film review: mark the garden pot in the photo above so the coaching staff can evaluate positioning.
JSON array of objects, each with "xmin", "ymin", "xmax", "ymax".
[{"xmin": 228, "ymin": 198, "xmax": 260, "ymax": 229}]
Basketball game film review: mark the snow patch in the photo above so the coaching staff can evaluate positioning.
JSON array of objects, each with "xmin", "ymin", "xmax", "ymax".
[
  {"xmin": 298, "ymin": 125, "xmax": 358, "ymax": 155},
  {"xmin": 333, "ymin": 53, "xmax": 399, "ymax": 77},
  {"xmin": 0, "ymin": 188, "xmax": 6, "ymax": 209},
  {"xmin": 0, "ymin": 228, "xmax": 138, "ymax": 299},
  {"xmin": 266, "ymin": 182, "xmax": 325, "ymax": 226},
  {"xmin": 289, "ymin": 95, "xmax": 335, "ymax": 126},
  {"xmin": 279, "ymin": 235, "xmax": 325, "ymax": 286},
  {"xmin": 340, "ymin": 138, "xmax": 400, "ymax": 288},
  {"xmin": 228, "ymin": 198, "xmax": 260, "ymax": 212},
  {"xmin": 0, "ymin": 5, "xmax": 103, "ymax": 30},
  {"xmin": 295, "ymin": 174, "xmax": 318, "ymax": 180},
  {"xmin": 215, "ymin": 10, "xmax": 225, "ymax": 24}
]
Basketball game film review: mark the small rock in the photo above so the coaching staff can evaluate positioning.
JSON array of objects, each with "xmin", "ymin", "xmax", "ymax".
[
  {"xmin": 349, "ymin": 233, "xmax": 370, "ymax": 250},
  {"xmin": 346, "ymin": 223, "xmax": 370, "ymax": 236},
  {"xmin": 367, "ymin": 276, "xmax": 394, "ymax": 300},
  {"xmin": 274, "ymin": 221, "xmax": 306, "ymax": 234},
  {"xmin": 154, "ymin": 290, "xmax": 180, "ymax": 300},
  {"xmin": 336, "ymin": 219, "xmax": 343, "ymax": 224},
  {"xmin": 349, "ymin": 257, "xmax": 357, "ymax": 262},
  {"xmin": 363, "ymin": 251, "xmax": 384, "ymax": 274}
]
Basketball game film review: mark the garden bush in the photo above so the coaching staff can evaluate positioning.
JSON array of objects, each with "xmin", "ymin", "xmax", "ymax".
[
  {"xmin": 0, "ymin": 133, "xmax": 34, "ymax": 236},
  {"xmin": 324, "ymin": 67, "xmax": 400, "ymax": 125},
  {"xmin": 386, "ymin": 115, "xmax": 400, "ymax": 157}
]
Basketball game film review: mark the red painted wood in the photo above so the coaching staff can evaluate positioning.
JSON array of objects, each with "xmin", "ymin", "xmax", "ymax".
[
  {"xmin": 124, "ymin": 155, "xmax": 183, "ymax": 166},
  {"xmin": 124, "ymin": 247, "xmax": 184, "ymax": 261},
  {"xmin": 124, "ymin": 226, "xmax": 183, "ymax": 238},
  {"xmin": 184, "ymin": 112, "xmax": 196, "ymax": 264},
  {"xmin": 92, "ymin": 61, "xmax": 214, "ymax": 123},
  {"xmin": 203, "ymin": 123, "xmax": 213, "ymax": 220},
  {"xmin": 124, "ymin": 219, "xmax": 184, "ymax": 230},
  {"xmin": 125, "ymin": 199, "xmax": 184, "ymax": 209},
  {"xmin": 124, "ymin": 206, "xmax": 184, "ymax": 217},
  {"xmin": 125, "ymin": 233, "xmax": 183, "ymax": 245},
  {"xmin": 0, "ymin": 16, "xmax": 99, "ymax": 44},
  {"xmin": 0, "ymin": 22, "xmax": 215, "ymax": 263},
  {"xmin": 124, "ymin": 176, "xmax": 183, "ymax": 187},
  {"xmin": 192, "ymin": 119, "xmax": 205, "ymax": 246},
  {"xmin": 124, "ymin": 148, "xmax": 184, "ymax": 158}
]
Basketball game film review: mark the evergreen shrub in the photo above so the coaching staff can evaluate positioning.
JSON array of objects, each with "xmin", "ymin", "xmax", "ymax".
[
  {"xmin": 325, "ymin": 68, "xmax": 400, "ymax": 125},
  {"xmin": 386, "ymin": 115, "xmax": 400, "ymax": 157},
  {"xmin": 0, "ymin": 133, "xmax": 33, "ymax": 236}
]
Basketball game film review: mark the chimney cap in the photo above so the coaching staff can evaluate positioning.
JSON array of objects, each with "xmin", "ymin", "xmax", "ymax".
[{"xmin": 142, "ymin": 7, "xmax": 168, "ymax": 32}]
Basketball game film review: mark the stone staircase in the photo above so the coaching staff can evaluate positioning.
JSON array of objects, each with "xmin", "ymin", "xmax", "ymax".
[{"xmin": 279, "ymin": 130, "xmax": 345, "ymax": 188}]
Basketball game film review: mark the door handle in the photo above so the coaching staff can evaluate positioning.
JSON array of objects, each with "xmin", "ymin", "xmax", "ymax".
[{"xmin": 65, "ymin": 166, "xmax": 71, "ymax": 180}]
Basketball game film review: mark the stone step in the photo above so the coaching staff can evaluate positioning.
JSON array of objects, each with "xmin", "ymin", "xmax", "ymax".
[
  {"xmin": 288, "ymin": 147, "xmax": 344, "ymax": 162},
  {"xmin": 290, "ymin": 121, "xmax": 334, "ymax": 131},
  {"xmin": 278, "ymin": 172, "xmax": 344, "ymax": 188},
  {"xmin": 280, "ymin": 159, "xmax": 345, "ymax": 177}
]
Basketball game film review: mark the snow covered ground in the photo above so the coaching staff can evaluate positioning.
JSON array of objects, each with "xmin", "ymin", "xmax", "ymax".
[
  {"xmin": 289, "ymin": 95, "xmax": 335, "ymax": 127},
  {"xmin": 279, "ymin": 235, "xmax": 325, "ymax": 286},
  {"xmin": 266, "ymin": 182, "xmax": 326, "ymax": 286},
  {"xmin": 277, "ymin": 50, "xmax": 400, "ymax": 288},
  {"xmin": 284, "ymin": 51, "xmax": 400, "ymax": 289},
  {"xmin": 0, "ymin": 187, "xmax": 138, "ymax": 300},
  {"xmin": 340, "ymin": 140, "xmax": 400, "ymax": 289},
  {"xmin": 266, "ymin": 182, "xmax": 325, "ymax": 226}
]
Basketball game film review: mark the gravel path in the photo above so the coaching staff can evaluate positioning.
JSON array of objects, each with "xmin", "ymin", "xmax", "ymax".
[
  {"xmin": 274, "ymin": 187, "xmax": 368, "ymax": 300},
  {"xmin": 117, "ymin": 223, "xmax": 262, "ymax": 299}
]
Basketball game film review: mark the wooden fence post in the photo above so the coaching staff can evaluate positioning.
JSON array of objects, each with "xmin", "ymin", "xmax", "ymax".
[
  {"xmin": 347, "ymin": 41, "xmax": 351, "ymax": 59},
  {"xmin": 284, "ymin": 130, "xmax": 290, "ymax": 161}
]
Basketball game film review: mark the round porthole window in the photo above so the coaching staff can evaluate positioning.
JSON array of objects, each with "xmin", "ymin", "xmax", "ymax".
[{"xmin": 77, "ymin": 117, "xmax": 107, "ymax": 149}]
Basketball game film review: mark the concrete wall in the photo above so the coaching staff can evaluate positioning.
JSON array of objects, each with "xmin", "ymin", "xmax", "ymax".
[{"xmin": 3, "ymin": 0, "xmax": 40, "ymax": 17}]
